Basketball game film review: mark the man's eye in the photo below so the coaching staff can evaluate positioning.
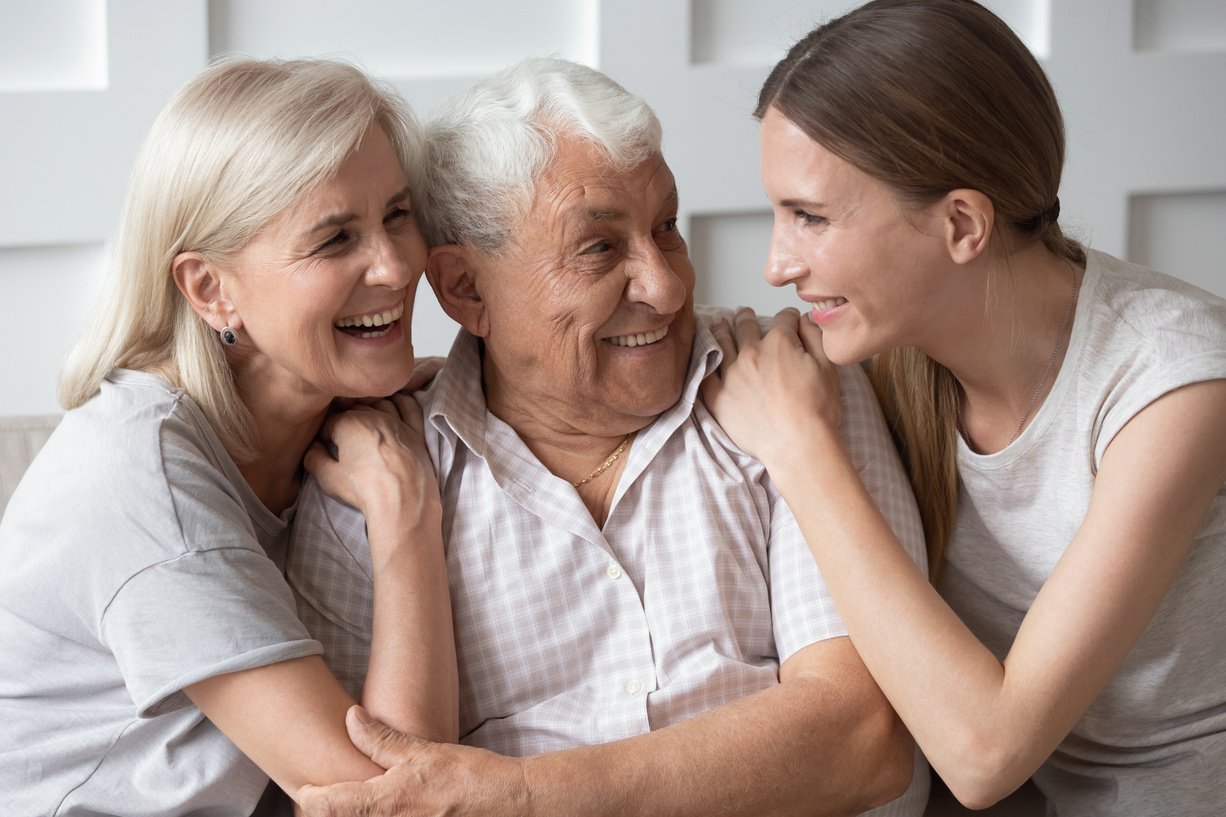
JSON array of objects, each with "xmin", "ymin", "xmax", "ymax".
[
  {"xmin": 657, "ymin": 217, "xmax": 678, "ymax": 233},
  {"xmin": 583, "ymin": 240, "xmax": 614, "ymax": 255}
]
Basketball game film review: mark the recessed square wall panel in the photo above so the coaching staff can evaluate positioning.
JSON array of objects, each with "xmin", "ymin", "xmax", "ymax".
[
  {"xmin": 1134, "ymin": 0, "xmax": 1226, "ymax": 53},
  {"xmin": 208, "ymin": 0, "xmax": 597, "ymax": 78},
  {"xmin": 690, "ymin": 211, "xmax": 803, "ymax": 314},
  {"xmin": 0, "ymin": 244, "xmax": 106, "ymax": 414},
  {"xmin": 1128, "ymin": 191, "xmax": 1226, "ymax": 297},
  {"xmin": 689, "ymin": 0, "xmax": 1049, "ymax": 65},
  {"xmin": 689, "ymin": 0, "xmax": 844, "ymax": 65},
  {"xmin": 0, "ymin": 0, "xmax": 108, "ymax": 92}
]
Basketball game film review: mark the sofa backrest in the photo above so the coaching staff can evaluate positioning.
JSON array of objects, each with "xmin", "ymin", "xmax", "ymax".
[{"xmin": 1, "ymin": 415, "xmax": 61, "ymax": 516}]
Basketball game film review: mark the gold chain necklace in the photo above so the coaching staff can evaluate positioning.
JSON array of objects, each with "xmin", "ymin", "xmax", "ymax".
[
  {"xmin": 571, "ymin": 431, "xmax": 636, "ymax": 487},
  {"xmin": 958, "ymin": 261, "xmax": 1080, "ymax": 448}
]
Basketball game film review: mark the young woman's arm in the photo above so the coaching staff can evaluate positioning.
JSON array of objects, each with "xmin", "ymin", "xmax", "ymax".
[
  {"xmin": 187, "ymin": 393, "xmax": 457, "ymax": 798},
  {"xmin": 703, "ymin": 308, "xmax": 1226, "ymax": 808}
]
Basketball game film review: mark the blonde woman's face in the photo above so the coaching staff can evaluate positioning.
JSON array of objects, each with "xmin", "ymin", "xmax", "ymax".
[
  {"xmin": 758, "ymin": 108, "xmax": 954, "ymax": 365},
  {"xmin": 220, "ymin": 125, "xmax": 427, "ymax": 402}
]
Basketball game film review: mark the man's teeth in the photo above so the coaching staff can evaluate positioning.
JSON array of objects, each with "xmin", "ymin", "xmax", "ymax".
[
  {"xmin": 812, "ymin": 297, "xmax": 847, "ymax": 311},
  {"xmin": 335, "ymin": 303, "xmax": 404, "ymax": 329},
  {"xmin": 605, "ymin": 326, "xmax": 668, "ymax": 348}
]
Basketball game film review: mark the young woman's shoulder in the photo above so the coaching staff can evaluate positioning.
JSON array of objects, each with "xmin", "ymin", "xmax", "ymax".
[{"xmin": 1087, "ymin": 250, "xmax": 1226, "ymax": 345}]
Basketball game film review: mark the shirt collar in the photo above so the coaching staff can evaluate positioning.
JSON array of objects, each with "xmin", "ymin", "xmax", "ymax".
[{"xmin": 422, "ymin": 310, "xmax": 726, "ymax": 456}]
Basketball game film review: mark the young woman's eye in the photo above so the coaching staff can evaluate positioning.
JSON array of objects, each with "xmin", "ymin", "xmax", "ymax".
[{"xmin": 794, "ymin": 210, "xmax": 826, "ymax": 227}]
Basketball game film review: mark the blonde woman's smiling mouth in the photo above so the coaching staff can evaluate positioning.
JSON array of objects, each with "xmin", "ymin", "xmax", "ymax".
[
  {"xmin": 604, "ymin": 326, "xmax": 669, "ymax": 348},
  {"xmin": 334, "ymin": 302, "xmax": 404, "ymax": 338}
]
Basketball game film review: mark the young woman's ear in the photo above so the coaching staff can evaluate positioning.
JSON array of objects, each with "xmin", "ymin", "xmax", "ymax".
[
  {"xmin": 172, "ymin": 252, "xmax": 241, "ymax": 333},
  {"xmin": 940, "ymin": 189, "xmax": 994, "ymax": 264},
  {"xmin": 426, "ymin": 245, "xmax": 489, "ymax": 337}
]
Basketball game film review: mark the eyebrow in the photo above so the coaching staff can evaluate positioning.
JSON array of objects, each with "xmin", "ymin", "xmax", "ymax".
[
  {"xmin": 303, "ymin": 185, "xmax": 413, "ymax": 236},
  {"xmin": 778, "ymin": 197, "xmax": 825, "ymax": 210},
  {"xmin": 582, "ymin": 187, "xmax": 679, "ymax": 222}
]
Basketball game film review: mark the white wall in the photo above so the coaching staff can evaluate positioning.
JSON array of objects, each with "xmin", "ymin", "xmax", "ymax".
[{"xmin": 2, "ymin": 0, "xmax": 1224, "ymax": 416}]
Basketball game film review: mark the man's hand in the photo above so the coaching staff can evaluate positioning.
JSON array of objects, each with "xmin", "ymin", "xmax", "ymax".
[{"xmin": 296, "ymin": 707, "xmax": 532, "ymax": 817}]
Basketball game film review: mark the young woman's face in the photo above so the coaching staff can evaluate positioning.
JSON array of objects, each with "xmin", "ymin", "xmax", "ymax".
[
  {"xmin": 758, "ymin": 107, "xmax": 953, "ymax": 365},
  {"xmin": 221, "ymin": 125, "xmax": 427, "ymax": 401}
]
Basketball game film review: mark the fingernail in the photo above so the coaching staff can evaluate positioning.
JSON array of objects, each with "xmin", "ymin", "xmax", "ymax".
[{"xmin": 352, "ymin": 705, "xmax": 374, "ymax": 726}]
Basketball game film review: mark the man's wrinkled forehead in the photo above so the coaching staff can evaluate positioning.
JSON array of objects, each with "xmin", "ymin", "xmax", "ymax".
[{"xmin": 533, "ymin": 146, "xmax": 678, "ymax": 227}]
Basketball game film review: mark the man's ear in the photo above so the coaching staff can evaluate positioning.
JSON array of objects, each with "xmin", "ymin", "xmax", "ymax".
[
  {"xmin": 172, "ymin": 251, "xmax": 239, "ymax": 333},
  {"xmin": 426, "ymin": 245, "xmax": 489, "ymax": 337},
  {"xmin": 940, "ymin": 189, "xmax": 994, "ymax": 265}
]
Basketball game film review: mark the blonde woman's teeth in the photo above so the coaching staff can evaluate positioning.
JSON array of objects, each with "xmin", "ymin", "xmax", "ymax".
[
  {"xmin": 606, "ymin": 326, "xmax": 668, "ymax": 347},
  {"xmin": 333, "ymin": 301, "xmax": 404, "ymax": 333}
]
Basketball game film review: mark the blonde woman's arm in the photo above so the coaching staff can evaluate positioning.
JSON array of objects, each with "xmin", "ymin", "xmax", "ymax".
[{"xmin": 187, "ymin": 393, "xmax": 457, "ymax": 800}]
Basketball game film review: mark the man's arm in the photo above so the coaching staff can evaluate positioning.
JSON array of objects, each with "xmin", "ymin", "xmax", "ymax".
[{"xmin": 299, "ymin": 636, "xmax": 912, "ymax": 817}]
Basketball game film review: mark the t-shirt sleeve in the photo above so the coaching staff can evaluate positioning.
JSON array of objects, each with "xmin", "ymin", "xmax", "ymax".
[
  {"xmin": 285, "ymin": 476, "xmax": 375, "ymax": 701},
  {"xmin": 767, "ymin": 362, "xmax": 927, "ymax": 663},
  {"xmin": 1089, "ymin": 263, "xmax": 1226, "ymax": 466},
  {"xmin": 102, "ymin": 547, "xmax": 320, "ymax": 717}
]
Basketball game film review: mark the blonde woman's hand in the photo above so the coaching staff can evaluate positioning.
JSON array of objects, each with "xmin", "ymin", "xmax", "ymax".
[
  {"xmin": 304, "ymin": 393, "xmax": 441, "ymax": 538},
  {"xmin": 701, "ymin": 307, "xmax": 844, "ymax": 467}
]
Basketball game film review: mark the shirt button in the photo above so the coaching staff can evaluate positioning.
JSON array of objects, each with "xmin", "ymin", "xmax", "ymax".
[
  {"xmin": 606, "ymin": 564, "xmax": 623, "ymax": 580},
  {"xmin": 626, "ymin": 680, "xmax": 643, "ymax": 695}
]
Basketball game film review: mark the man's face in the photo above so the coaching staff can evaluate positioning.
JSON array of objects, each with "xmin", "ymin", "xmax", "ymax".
[{"xmin": 476, "ymin": 137, "xmax": 696, "ymax": 436}]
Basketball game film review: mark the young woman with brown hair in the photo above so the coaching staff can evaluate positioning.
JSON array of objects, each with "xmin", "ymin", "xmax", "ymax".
[{"xmin": 703, "ymin": 1, "xmax": 1226, "ymax": 813}]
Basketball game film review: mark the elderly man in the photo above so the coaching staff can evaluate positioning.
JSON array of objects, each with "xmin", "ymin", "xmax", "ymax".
[{"xmin": 288, "ymin": 57, "xmax": 928, "ymax": 816}]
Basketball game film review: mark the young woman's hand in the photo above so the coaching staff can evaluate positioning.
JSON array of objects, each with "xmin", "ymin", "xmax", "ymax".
[{"xmin": 702, "ymin": 307, "xmax": 844, "ymax": 467}]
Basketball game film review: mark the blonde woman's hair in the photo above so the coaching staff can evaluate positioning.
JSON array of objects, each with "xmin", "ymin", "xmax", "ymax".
[
  {"xmin": 756, "ymin": 0, "xmax": 1084, "ymax": 578},
  {"xmin": 59, "ymin": 57, "xmax": 421, "ymax": 461}
]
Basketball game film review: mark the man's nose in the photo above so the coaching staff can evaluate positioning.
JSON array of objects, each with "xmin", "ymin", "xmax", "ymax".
[{"xmin": 628, "ymin": 243, "xmax": 688, "ymax": 314}]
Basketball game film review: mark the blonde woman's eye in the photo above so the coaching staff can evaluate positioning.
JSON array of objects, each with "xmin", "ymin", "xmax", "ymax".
[
  {"xmin": 319, "ymin": 230, "xmax": 350, "ymax": 251},
  {"xmin": 794, "ymin": 210, "xmax": 826, "ymax": 227}
]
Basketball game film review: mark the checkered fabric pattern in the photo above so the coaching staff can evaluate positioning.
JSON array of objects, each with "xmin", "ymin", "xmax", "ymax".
[{"xmin": 288, "ymin": 314, "xmax": 926, "ymax": 770}]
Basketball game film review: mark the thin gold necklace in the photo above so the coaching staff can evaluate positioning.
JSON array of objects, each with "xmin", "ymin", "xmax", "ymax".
[
  {"xmin": 958, "ymin": 261, "xmax": 1080, "ymax": 448},
  {"xmin": 571, "ymin": 431, "xmax": 636, "ymax": 487}
]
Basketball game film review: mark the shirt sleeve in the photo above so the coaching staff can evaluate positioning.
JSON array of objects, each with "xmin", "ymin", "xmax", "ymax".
[
  {"xmin": 767, "ymin": 361, "xmax": 927, "ymax": 663},
  {"xmin": 285, "ymin": 476, "xmax": 376, "ymax": 701},
  {"xmin": 102, "ymin": 547, "xmax": 320, "ymax": 717},
  {"xmin": 837, "ymin": 362, "xmax": 928, "ymax": 573}
]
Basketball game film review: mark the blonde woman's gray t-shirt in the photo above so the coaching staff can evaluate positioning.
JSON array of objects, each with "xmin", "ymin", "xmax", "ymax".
[
  {"xmin": 939, "ymin": 250, "xmax": 1226, "ymax": 816},
  {"xmin": 0, "ymin": 370, "xmax": 320, "ymax": 816}
]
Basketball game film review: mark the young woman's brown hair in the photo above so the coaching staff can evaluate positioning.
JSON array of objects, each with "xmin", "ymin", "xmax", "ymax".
[{"xmin": 756, "ymin": 0, "xmax": 1083, "ymax": 576}]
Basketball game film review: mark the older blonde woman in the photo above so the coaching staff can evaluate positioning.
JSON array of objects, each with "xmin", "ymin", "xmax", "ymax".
[{"xmin": 0, "ymin": 58, "xmax": 455, "ymax": 815}]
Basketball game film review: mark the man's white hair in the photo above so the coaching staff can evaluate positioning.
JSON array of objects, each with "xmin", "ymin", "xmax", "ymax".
[{"xmin": 421, "ymin": 57, "xmax": 663, "ymax": 254}]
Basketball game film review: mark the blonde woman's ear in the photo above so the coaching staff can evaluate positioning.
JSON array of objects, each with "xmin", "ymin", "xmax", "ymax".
[
  {"xmin": 941, "ymin": 188, "xmax": 994, "ymax": 264},
  {"xmin": 172, "ymin": 252, "xmax": 241, "ymax": 332}
]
